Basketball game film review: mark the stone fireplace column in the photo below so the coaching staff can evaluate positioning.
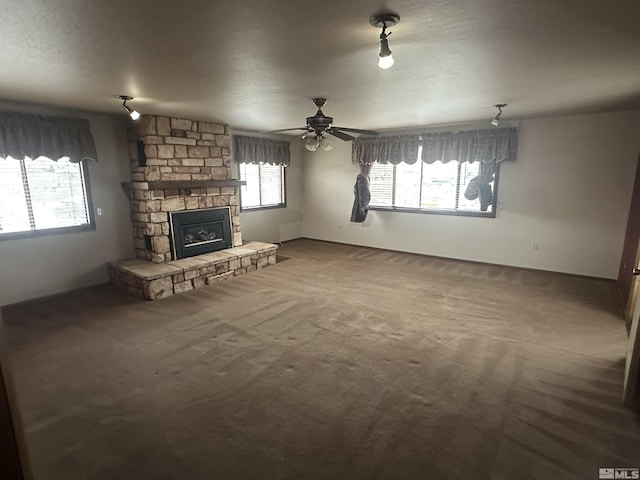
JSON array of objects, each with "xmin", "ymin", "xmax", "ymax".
[{"xmin": 123, "ymin": 115, "xmax": 243, "ymax": 263}]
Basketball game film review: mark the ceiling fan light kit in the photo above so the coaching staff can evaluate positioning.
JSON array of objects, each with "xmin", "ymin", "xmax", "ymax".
[
  {"xmin": 261, "ymin": 98, "xmax": 379, "ymax": 152},
  {"xmin": 491, "ymin": 103, "xmax": 507, "ymax": 126},
  {"xmin": 370, "ymin": 13, "xmax": 400, "ymax": 69},
  {"xmin": 319, "ymin": 136, "xmax": 333, "ymax": 151},
  {"xmin": 305, "ymin": 136, "xmax": 319, "ymax": 152},
  {"xmin": 117, "ymin": 95, "xmax": 141, "ymax": 120}
]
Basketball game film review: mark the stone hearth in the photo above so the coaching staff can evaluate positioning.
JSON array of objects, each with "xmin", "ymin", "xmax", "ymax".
[{"xmin": 109, "ymin": 241, "xmax": 277, "ymax": 300}]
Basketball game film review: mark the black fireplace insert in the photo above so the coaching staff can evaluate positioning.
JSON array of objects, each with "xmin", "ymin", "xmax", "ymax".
[{"xmin": 169, "ymin": 207, "xmax": 232, "ymax": 260}]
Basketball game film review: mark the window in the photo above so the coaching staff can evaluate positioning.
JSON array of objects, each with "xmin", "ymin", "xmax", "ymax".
[
  {"xmin": 0, "ymin": 156, "xmax": 93, "ymax": 237},
  {"xmin": 239, "ymin": 163, "xmax": 286, "ymax": 210},
  {"xmin": 369, "ymin": 152, "xmax": 496, "ymax": 216}
]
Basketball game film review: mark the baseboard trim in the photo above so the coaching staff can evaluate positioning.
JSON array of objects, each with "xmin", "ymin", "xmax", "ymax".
[
  {"xmin": 2, "ymin": 237, "xmax": 620, "ymax": 313},
  {"xmin": 288, "ymin": 236, "xmax": 617, "ymax": 283},
  {"xmin": 1, "ymin": 282, "xmax": 125, "ymax": 311}
]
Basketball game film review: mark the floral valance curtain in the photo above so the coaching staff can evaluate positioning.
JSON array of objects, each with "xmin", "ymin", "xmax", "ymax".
[
  {"xmin": 421, "ymin": 127, "xmax": 518, "ymax": 164},
  {"xmin": 351, "ymin": 134, "xmax": 420, "ymax": 165},
  {"xmin": 0, "ymin": 111, "xmax": 98, "ymax": 163},
  {"xmin": 351, "ymin": 127, "xmax": 518, "ymax": 166},
  {"xmin": 234, "ymin": 135, "xmax": 290, "ymax": 166}
]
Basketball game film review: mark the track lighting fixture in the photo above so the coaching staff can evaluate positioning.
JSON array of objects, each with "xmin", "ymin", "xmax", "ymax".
[
  {"xmin": 370, "ymin": 13, "xmax": 400, "ymax": 69},
  {"xmin": 117, "ymin": 95, "xmax": 141, "ymax": 121},
  {"xmin": 491, "ymin": 104, "xmax": 507, "ymax": 127}
]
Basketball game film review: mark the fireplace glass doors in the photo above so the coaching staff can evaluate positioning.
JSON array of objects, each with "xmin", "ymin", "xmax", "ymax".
[{"xmin": 169, "ymin": 207, "xmax": 232, "ymax": 260}]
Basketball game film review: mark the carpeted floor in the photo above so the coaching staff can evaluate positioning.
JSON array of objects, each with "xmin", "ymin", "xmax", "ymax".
[{"xmin": 2, "ymin": 239, "xmax": 640, "ymax": 479}]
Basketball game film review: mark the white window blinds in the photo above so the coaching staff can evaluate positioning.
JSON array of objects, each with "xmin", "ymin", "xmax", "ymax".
[
  {"xmin": 369, "ymin": 152, "xmax": 485, "ymax": 213},
  {"xmin": 239, "ymin": 163, "xmax": 285, "ymax": 209},
  {"xmin": 0, "ymin": 157, "xmax": 90, "ymax": 235}
]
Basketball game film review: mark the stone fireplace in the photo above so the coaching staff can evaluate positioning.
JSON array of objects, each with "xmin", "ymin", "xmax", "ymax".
[
  {"xmin": 108, "ymin": 114, "xmax": 277, "ymax": 300},
  {"xmin": 122, "ymin": 115, "xmax": 241, "ymax": 263}
]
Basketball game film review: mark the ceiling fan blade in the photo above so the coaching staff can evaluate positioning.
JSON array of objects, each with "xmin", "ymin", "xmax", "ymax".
[
  {"xmin": 327, "ymin": 129, "xmax": 356, "ymax": 141},
  {"xmin": 332, "ymin": 126, "xmax": 380, "ymax": 136},
  {"xmin": 259, "ymin": 127, "xmax": 308, "ymax": 134}
]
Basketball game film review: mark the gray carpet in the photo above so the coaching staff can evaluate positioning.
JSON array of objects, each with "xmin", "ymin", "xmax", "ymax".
[{"xmin": 2, "ymin": 239, "xmax": 640, "ymax": 479}]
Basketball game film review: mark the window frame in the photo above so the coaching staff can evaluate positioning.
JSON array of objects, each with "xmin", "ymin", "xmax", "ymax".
[
  {"xmin": 0, "ymin": 158, "xmax": 96, "ymax": 241},
  {"xmin": 368, "ymin": 161, "xmax": 500, "ymax": 218},
  {"xmin": 238, "ymin": 163, "xmax": 287, "ymax": 212}
]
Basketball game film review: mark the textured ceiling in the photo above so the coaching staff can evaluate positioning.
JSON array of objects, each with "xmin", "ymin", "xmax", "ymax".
[{"xmin": 1, "ymin": 0, "xmax": 640, "ymax": 133}]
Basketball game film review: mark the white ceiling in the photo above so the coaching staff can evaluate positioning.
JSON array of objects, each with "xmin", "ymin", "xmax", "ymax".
[{"xmin": 2, "ymin": 0, "xmax": 640, "ymax": 133}]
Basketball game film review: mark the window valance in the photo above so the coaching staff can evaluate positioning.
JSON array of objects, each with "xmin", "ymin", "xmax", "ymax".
[
  {"xmin": 351, "ymin": 134, "xmax": 420, "ymax": 165},
  {"xmin": 0, "ymin": 111, "xmax": 97, "ymax": 163},
  {"xmin": 234, "ymin": 135, "xmax": 290, "ymax": 166},
  {"xmin": 422, "ymin": 127, "xmax": 517, "ymax": 164},
  {"xmin": 351, "ymin": 127, "xmax": 518, "ymax": 166}
]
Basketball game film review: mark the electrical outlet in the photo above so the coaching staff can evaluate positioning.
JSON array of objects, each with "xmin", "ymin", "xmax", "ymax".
[
  {"xmin": 531, "ymin": 242, "xmax": 539, "ymax": 251},
  {"xmin": 96, "ymin": 207, "xmax": 102, "ymax": 216}
]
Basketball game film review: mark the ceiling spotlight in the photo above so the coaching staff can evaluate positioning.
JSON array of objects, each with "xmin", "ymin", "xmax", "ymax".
[
  {"xmin": 117, "ymin": 95, "xmax": 141, "ymax": 121},
  {"xmin": 370, "ymin": 13, "xmax": 400, "ymax": 69},
  {"xmin": 491, "ymin": 103, "xmax": 507, "ymax": 127}
]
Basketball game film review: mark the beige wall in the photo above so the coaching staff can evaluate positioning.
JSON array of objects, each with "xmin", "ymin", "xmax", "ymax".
[
  {"xmin": 301, "ymin": 110, "xmax": 640, "ymax": 278},
  {"xmin": 235, "ymin": 132, "xmax": 304, "ymax": 244},
  {"xmin": 3, "ymin": 107, "xmax": 639, "ymax": 305},
  {"xmin": 0, "ymin": 102, "xmax": 135, "ymax": 306}
]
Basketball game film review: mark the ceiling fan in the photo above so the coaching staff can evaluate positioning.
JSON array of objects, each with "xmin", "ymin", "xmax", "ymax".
[{"xmin": 261, "ymin": 98, "xmax": 379, "ymax": 151}]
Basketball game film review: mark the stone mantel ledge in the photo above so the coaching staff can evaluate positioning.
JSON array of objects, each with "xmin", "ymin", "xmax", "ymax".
[{"xmin": 121, "ymin": 179, "xmax": 246, "ymax": 191}]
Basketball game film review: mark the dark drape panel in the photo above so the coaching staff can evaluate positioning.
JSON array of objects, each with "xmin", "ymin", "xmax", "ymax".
[
  {"xmin": 463, "ymin": 162, "xmax": 497, "ymax": 212},
  {"xmin": 351, "ymin": 134, "xmax": 420, "ymax": 165},
  {"xmin": 350, "ymin": 163, "xmax": 372, "ymax": 223},
  {"xmin": 0, "ymin": 111, "xmax": 97, "ymax": 163},
  {"xmin": 234, "ymin": 135, "xmax": 290, "ymax": 166}
]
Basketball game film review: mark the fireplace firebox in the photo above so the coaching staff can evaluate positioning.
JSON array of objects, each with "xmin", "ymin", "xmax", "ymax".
[{"xmin": 169, "ymin": 207, "xmax": 232, "ymax": 260}]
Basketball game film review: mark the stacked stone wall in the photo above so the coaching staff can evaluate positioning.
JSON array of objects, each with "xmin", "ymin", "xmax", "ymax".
[{"xmin": 125, "ymin": 115, "xmax": 241, "ymax": 262}]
